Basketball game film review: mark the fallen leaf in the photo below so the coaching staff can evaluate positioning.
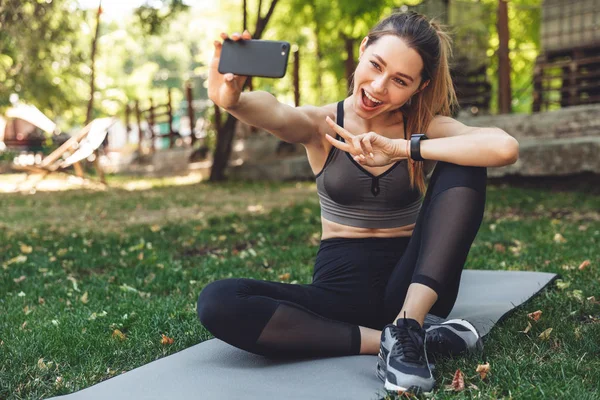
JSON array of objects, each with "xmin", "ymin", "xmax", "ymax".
[
  {"xmin": 23, "ymin": 305, "xmax": 32, "ymax": 315},
  {"xmin": 119, "ymin": 284, "xmax": 138, "ymax": 293},
  {"xmin": 161, "ymin": 334, "xmax": 174, "ymax": 345},
  {"xmin": 38, "ymin": 297, "xmax": 45, "ymax": 305},
  {"xmin": 447, "ymin": 369, "xmax": 465, "ymax": 391},
  {"xmin": 520, "ymin": 321, "xmax": 532, "ymax": 334},
  {"xmin": 539, "ymin": 327, "xmax": 553, "ymax": 340},
  {"xmin": 278, "ymin": 273, "xmax": 291, "ymax": 281},
  {"xmin": 66, "ymin": 276, "xmax": 80, "ymax": 292},
  {"xmin": 556, "ymin": 280, "xmax": 570, "ymax": 290},
  {"xmin": 137, "ymin": 252, "xmax": 144, "ymax": 261},
  {"xmin": 56, "ymin": 248, "xmax": 68, "ymax": 257},
  {"xmin": 112, "ymin": 329, "xmax": 126, "ymax": 341},
  {"xmin": 13, "ymin": 275, "xmax": 26, "ymax": 283},
  {"xmin": 3, "ymin": 255, "xmax": 27, "ymax": 268},
  {"xmin": 37, "ymin": 358, "xmax": 47, "ymax": 370},
  {"xmin": 528, "ymin": 310, "xmax": 542, "ymax": 322},
  {"xmin": 574, "ymin": 327, "xmax": 582, "ymax": 340},
  {"xmin": 80, "ymin": 291, "xmax": 89, "ymax": 304},
  {"xmin": 578, "ymin": 260, "xmax": 591, "ymax": 271},
  {"xmin": 553, "ymin": 233, "xmax": 567, "ymax": 243},
  {"xmin": 476, "ymin": 363, "xmax": 490, "ymax": 380},
  {"xmin": 20, "ymin": 244, "xmax": 33, "ymax": 254},
  {"xmin": 55, "ymin": 376, "xmax": 63, "ymax": 386},
  {"xmin": 150, "ymin": 225, "xmax": 161, "ymax": 232},
  {"xmin": 570, "ymin": 290, "xmax": 584, "ymax": 302},
  {"xmin": 578, "ymin": 225, "xmax": 588, "ymax": 231},
  {"xmin": 144, "ymin": 273, "xmax": 156, "ymax": 285},
  {"xmin": 493, "ymin": 243, "xmax": 506, "ymax": 253},
  {"xmin": 468, "ymin": 383, "xmax": 479, "ymax": 390},
  {"xmin": 587, "ymin": 296, "xmax": 600, "ymax": 305}
]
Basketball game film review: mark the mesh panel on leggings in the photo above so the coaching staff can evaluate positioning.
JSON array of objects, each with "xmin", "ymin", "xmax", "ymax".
[
  {"xmin": 255, "ymin": 302, "xmax": 360, "ymax": 358},
  {"xmin": 412, "ymin": 186, "xmax": 485, "ymax": 296}
]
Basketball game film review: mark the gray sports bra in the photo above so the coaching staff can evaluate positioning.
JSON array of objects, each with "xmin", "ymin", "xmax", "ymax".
[{"xmin": 315, "ymin": 101, "xmax": 422, "ymax": 229}]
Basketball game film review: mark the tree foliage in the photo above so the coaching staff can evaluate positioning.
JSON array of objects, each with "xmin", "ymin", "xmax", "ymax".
[
  {"xmin": 0, "ymin": 0, "xmax": 86, "ymax": 121},
  {"xmin": 134, "ymin": 0, "xmax": 190, "ymax": 36}
]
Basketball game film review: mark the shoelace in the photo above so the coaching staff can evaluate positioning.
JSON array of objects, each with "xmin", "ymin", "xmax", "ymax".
[
  {"xmin": 389, "ymin": 321, "xmax": 423, "ymax": 362},
  {"xmin": 388, "ymin": 317, "xmax": 434, "ymax": 379}
]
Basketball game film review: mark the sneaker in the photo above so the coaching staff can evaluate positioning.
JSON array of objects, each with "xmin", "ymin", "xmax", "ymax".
[
  {"xmin": 382, "ymin": 317, "xmax": 435, "ymax": 394},
  {"xmin": 425, "ymin": 319, "xmax": 483, "ymax": 358},
  {"xmin": 376, "ymin": 322, "xmax": 436, "ymax": 383}
]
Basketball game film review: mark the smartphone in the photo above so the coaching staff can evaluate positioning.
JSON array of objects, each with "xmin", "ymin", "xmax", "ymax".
[{"xmin": 218, "ymin": 39, "xmax": 290, "ymax": 78}]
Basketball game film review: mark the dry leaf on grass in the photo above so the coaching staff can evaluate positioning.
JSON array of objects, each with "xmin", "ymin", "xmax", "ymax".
[
  {"xmin": 20, "ymin": 244, "xmax": 33, "ymax": 254},
  {"xmin": 13, "ymin": 275, "xmax": 26, "ymax": 283},
  {"xmin": 528, "ymin": 310, "xmax": 542, "ymax": 322},
  {"xmin": 278, "ymin": 273, "xmax": 291, "ymax": 281},
  {"xmin": 445, "ymin": 369, "xmax": 465, "ymax": 392},
  {"xmin": 476, "ymin": 363, "xmax": 491, "ymax": 380},
  {"xmin": 578, "ymin": 260, "xmax": 591, "ymax": 271},
  {"xmin": 3, "ymin": 255, "xmax": 27, "ymax": 269},
  {"xmin": 80, "ymin": 292, "xmax": 89, "ymax": 304},
  {"xmin": 493, "ymin": 243, "xmax": 506, "ymax": 253},
  {"xmin": 538, "ymin": 328, "xmax": 553, "ymax": 340},
  {"xmin": 553, "ymin": 233, "xmax": 567, "ymax": 243},
  {"xmin": 520, "ymin": 321, "xmax": 532, "ymax": 334},
  {"xmin": 161, "ymin": 334, "xmax": 174, "ymax": 345},
  {"xmin": 112, "ymin": 329, "xmax": 126, "ymax": 341},
  {"xmin": 150, "ymin": 225, "xmax": 161, "ymax": 232}
]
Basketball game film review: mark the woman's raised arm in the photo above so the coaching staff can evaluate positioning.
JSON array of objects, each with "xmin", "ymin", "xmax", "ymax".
[{"xmin": 208, "ymin": 31, "xmax": 322, "ymax": 145}]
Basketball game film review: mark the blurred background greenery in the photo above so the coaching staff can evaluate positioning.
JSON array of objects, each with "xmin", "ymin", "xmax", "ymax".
[{"xmin": 0, "ymin": 0, "xmax": 542, "ymax": 134}]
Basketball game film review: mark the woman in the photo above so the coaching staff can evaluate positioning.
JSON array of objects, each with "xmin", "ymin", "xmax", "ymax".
[{"xmin": 197, "ymin": 12, "xmax": 518, "ymax": 394}]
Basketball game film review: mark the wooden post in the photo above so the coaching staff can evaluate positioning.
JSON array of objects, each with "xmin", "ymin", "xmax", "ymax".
[
  {"xmin": 149, "ymin": 97, "xmax": 155, "ymax": 153},
  {"xmin": 293, "ymin": 47, "xmax": 300, "ymax": 107},
  {"xmin": 532, "ymin": 61, "xmax": 543, "ymax": 112},
  {"xmin": 497, "ymin": 0, "xmax": 512, "ymax": 114},
  {"xmin": 186, "ymin": 82, "xmax": 195, "ymax": 146},
  {"xmin": 135, "ymin": 101, "xmax": 143, "ymax": 153},
  {"xmin": 167, "ymin": 89, "xmax": 174, "ymax": 148},
  {"xmin": 124, "ymin": 104, "xmax": 130, "ymax": 144}
]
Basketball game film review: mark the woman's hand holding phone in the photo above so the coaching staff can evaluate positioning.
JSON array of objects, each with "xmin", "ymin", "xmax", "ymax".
[{"xmin": 208, "ymin": 30, "xmax": 252, "ymax": 110}]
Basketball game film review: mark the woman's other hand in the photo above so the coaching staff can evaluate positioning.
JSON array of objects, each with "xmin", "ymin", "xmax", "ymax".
[
  {"xmin": 208, "ymin": 30, "xmax": 252, "ymax": 110},
  {"xmin": 325, "ymin": 116, "xmax": 407, "ymax": 167}
]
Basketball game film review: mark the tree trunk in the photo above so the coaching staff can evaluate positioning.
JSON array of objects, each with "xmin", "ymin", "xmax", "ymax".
[
  {"xmin": 85, "ymin": 1, "xmax": 104, "ymax": 183},
  {"xmin": 343, "ymin": 35, "xmax": 356, "ymax": 92},
  {"xmin": 209, "ymin": 0, "xmax": 279, "ymax": 182}
]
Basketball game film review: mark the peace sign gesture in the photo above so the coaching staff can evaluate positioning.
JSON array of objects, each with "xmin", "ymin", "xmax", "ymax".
[{"xmin": 325, "ymin": 116, "xmax": 408, "ymax": 167}]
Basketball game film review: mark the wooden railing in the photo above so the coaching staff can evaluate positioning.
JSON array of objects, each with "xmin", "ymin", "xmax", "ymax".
[{"xmin": 533, "ymin": 47, "xmax": 600, "ymax": 112}]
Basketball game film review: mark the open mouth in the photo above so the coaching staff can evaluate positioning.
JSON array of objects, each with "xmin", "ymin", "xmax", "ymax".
[{"xmin": 361, "ymin": 89, "xmax": 384, "ymax": 110}]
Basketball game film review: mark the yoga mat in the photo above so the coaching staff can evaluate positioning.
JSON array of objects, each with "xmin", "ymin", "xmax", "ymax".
[{"xmin": 47, "ymin": 270, "xmax": 556, "ymax": 400}]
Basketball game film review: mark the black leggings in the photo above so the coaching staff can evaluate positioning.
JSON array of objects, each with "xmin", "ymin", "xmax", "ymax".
[{"xmin": 197, "ymin": 162, "xmax": 486, "ymax": 358}]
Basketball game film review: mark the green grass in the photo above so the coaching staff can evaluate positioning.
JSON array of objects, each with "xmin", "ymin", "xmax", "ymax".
[{"xmin": 0, "ymin": 178, "xmax": 599, "ymax": 399}]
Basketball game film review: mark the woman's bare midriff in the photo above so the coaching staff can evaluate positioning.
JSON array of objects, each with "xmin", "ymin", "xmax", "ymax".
[{"xmin": 321, "ymin": 217, "xmax": 415, "ymax": 240}]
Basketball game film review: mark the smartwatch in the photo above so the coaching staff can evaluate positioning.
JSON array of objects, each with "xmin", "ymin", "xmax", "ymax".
[{"xmin": 410, "ymin": 134, "xmax": 428, "ymax": 161}]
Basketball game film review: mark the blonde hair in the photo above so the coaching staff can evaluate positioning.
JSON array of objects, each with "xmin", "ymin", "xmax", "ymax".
[{"xmin": 365, "ymin": 12, "xmax": 457, "ymax": 193}]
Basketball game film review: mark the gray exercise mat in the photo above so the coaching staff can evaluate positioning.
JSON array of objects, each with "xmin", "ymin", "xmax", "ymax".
[{"xmin": 48, "ymin": 270, "xmax": 556, "ymax": 400}]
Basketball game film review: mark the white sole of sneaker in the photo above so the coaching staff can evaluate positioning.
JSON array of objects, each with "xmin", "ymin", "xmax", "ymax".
[
  {"xmin": 439, "ymin": 319, "xmax": 484, "ymax": 352},
  {"xmin": 442, "ymin": 319, "xmax": 478, "ymax": 336},
  {"xmin": 384, "ymin": 380, "xmax": 432, "ymax": 395}
]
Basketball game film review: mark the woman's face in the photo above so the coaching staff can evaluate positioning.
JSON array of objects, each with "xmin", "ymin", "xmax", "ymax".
[{"xmin": 353, "ymin": 34, "xmax": 425, "ymax": 119}]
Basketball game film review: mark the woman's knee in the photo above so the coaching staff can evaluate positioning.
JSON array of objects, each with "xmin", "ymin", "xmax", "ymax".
[
  {"xmin": 429, "ymin": 162, "xmax": 487, "ymax": 195},
  {"xmin": 197, "ymin": 279, "xmax": 240, "ymax": 333}
]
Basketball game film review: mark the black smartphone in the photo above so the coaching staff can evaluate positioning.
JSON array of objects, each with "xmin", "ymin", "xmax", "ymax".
[{"xmin": 218, "ymin": 39, "xmax": 290, "ymax": 78}]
